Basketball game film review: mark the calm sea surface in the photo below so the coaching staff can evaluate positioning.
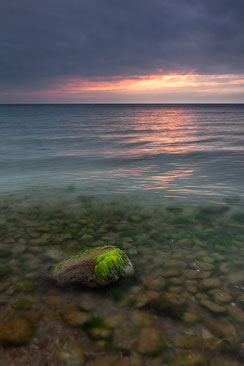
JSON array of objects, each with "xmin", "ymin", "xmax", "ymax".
[{"xmin": 1, "ymin": 104, "xmax": 244, "ymax": 202}]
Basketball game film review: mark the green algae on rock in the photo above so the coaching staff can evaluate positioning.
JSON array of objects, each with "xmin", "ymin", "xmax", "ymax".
[
  {"xmin": 51, "ymin": 245, "xmax": 134, "ymax": 287},
  {"xmin": 94, "ymin": 248, "xmax": 128, "ymax": 280}
]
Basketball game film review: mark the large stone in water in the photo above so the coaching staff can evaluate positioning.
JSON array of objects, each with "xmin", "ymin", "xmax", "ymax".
[{"xmin": 51, "ymin": 245, "xmax": 134, "ymax": 288}]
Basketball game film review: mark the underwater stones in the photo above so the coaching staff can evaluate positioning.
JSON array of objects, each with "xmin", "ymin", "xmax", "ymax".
[
  {"xmin": 0, "ymin": 318, "xmax": 34, "ymax": 346},
  {"xmin": 12, "ymin": 297, "xmax": 32, "ymax": 310},
  {"xmin": 183, "ymin": 311, "xmax": 202, "ymax": 324},
  {"xmin": 174, "ymin": 335, "xmax": 202, "ymax": 349},
  {"xmin": 14, "ymin": 280, "xmax": 36, "ymax": 292},
  {"xmin": 200, "ymin": 299, "xmax": 226, "ymax": 314},
  {"xmin": 51, "ymin": 245, "xmax": 134, "ymax": 288},
  {"xmin": 63, "ymin": 310, "xmax": 89, "ymax": 327},
  {"xmin": 238, "ymin": 295, "xmax": 244, "ymax": 309},
  {"xmin": 131, "ymin": 310, "xmax": 154, "ymax": 327},
  {"xmin": 134, "ymin": 289, "xmax": 159, "ymax": 308},
  {"xmin": 55, "ymin": 342, "xmax": 84, "ymax": 366},
  {"xmin": 105, "ymin": 312, "xmax": 126, "ymax": 328},
  {"xmin": 11, "ymin": 244, "xmax": 26, "ymax": 255},
  {"xmin": 0, "ymin": 264, "xmax": 9, "ymax": 278},
  {"xmin": 240, "ymin": 343, "xmax": 244, "ymax": 360},
  {"xmin": 113, "ymin": 357, "xmax": 142, "ymax": 366},
  {"xmin": 209, "ymin": 357, "xmax": 242, "ymax": 366},
  {"xmin": 186, "ymin": 285, "xmax": 197, "ymax": 294},
  {"xmin": 206, "ymin": 319, "xmax": 239, "ymax": 347},
  {"xmin": 228, "ymin": 272, "xmax": 244, "ymax": 285},
  {"xmin": 210, "ymin": 290, "xmax": 232, "ymax": 304},
  {"xmin": 45, "ymin": 295, "xmax": 62, "ymax": 307},
  {"xmin": 24, "ymin": 310, "xmax": 42, "ymax": 323},
  {"xmin": 45, "ymin": 248, "xmax": 64, "ymax": 261},
  {"xmin": 190, "ymin": 262, "xmax": 214, "ymax": 271},
  {"xmin": 199, "ymin": 278, "xmax": 221, "ymax": 289},
  {"xmin": 149, "ymin": 293, "xmax": 186, "ymax": 320},
  {"xmin": 185, "ymin": 270, "xmax": 210, "ymax": 280},
  {"xmin": 168, "ymin": 286, "xmax": 182, "ymax": 293},
  {"xmin": 170, "ymin": 277, "xmax": 184, "ymax": 285},
  {"xmin": 160, "ymin": 269, "xmax": 180, "ymax": 278},
  {"xmin": 88, "ymin": 326, "xmax": 113, "ymax": 340},
  {"xmin": 164, "ymin": 260, "xmax": 187, "ymax": 269},
  {"xmin": 201, "ymin": 256, "xmax": 214, "ymax": 264},
  {"xmin": 136, "ymin": 327, "xmax": 167, "ymax": 356},
  {"xmin": 227, "ymin": 305, "xmax": 244, "ymax": 323},
  {"xmin": 144, "ymin": 277, "xmax": 165, "ymax": 291},
  {"xmin": 115, "ymin": 328, "xmax": 137, "ymax": 351},
  {"xmin": 92, "ymin": 354, "xmax": 119, "ymax": 366},
  {"xmin": 219, "ymin": 262, "xmax": 229, "ymax": 274},
  {"xmin": 169, "ymin": 351, "xmax": 207, "ymax": 366}
]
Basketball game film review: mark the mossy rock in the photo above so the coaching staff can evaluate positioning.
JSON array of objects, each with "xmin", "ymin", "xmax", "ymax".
[{"xmin": 51, "ymin": 245, "xmax": 134, "ymax": 288}]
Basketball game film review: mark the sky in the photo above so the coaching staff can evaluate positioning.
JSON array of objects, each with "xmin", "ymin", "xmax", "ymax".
[{"xmin": 0, "ymin": 0, "xmax": 244, "ymax": 103}]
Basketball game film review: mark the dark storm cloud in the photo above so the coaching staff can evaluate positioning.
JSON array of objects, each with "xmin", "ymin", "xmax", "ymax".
[{"xmin": 0, "ymin": 0, "xmax": 244, "ymax": 92}]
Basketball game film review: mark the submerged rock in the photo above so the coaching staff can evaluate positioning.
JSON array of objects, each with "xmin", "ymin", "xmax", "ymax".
[
  {"xmin": 51, "ymin": 245, "xmax": 134, "ymax": 288},
  {"xmin": 206, "ymin": 319, "xmax": 239, "ymax": 348},
  {"xmin": 63, "ymin": 310, "xmax": 89, "ymax": 327},
  {"xmin": 55, "ymin": 342, "xmax": 85, "ymax": 365},
  {"xmin": 136, "ymin": 327, "xmax": 167, "ymax": 356},
  {"xmin": 169, "ymin": 352, "xmax": 207, "ymax": 366},
  {"xmin": 200, "ymin": 299, "xmax": 226, "ymax": 314},
  {"xmin": 0, "ymin": 318, "xmax": 34, "ymax": 346}
]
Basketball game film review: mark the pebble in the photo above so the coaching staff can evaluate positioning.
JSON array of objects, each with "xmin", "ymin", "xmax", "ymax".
[
  {"xmin": 45, "ymin": 295, "xmax": 62, "ymax": 307},
  {"xmin": 0, "ymin": 318, "xmax": 34, "ymax": 346},
  {"xmin": 199, "ymin": 278, "xmax": 221, "ymax": 289},
  {"xmin": 164, "ymin": 260, "xmax": 187, "ymax": 269},
  {"xmin": 209, "ymin": 357, "xmax": 242, "ymax": 366},
  {"xmin": 228, "ymin": 272, "xmax": 244, "ymax": 285},
  {"xmin": 136, "ymin": 327, "xmax": 167, "ymax": 356},
  {"xmin": 63, "ymin": 311, "xmax": 89, "ymax": 327},
  {"xmin": 185, "ymin": 270, "xmax": 210, "ymax": 280},
  {"xmin": 211, "ymin": 290, "xmax": 232, "ymax": 304},
  {"xmin": 200, "ymin": 299, "xmax": 226, "ymax": 314},
  {"xmin": 92, "ymin": 354, "xmax": 119, "ymax": 366},
  {"xmin": 169, "ymin": 351, "xmax": 206, "ymax": 366},
  {"xmin": 55, "ymin": 342, "xmax": 84, "ymax": 365},
  {"xmin": 206, "ymin": 319, "xmax": 239, "ymax": 347},
  {"xmin": 227, "ymin": 305, "xmax": 244, "ymax": 323}
]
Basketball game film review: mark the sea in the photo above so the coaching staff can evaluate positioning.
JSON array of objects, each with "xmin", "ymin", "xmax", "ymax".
[
  {"xmin": 0, "ymin": 104, "xmax": 243, "ymax": 365},
  {"xmin": 0, "ymin": 104, "xmax": 244, "ymax": 202}
]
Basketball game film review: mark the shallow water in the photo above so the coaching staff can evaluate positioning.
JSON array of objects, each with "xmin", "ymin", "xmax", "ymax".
[{"xmin": 0, "ymin": 193, "xmax": 244, "ymax": 365}]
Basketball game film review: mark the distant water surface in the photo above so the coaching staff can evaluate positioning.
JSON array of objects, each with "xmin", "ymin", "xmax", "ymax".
[{"xmin": 0, "ymin": 104, "xmax": 244, "ymax": 202}]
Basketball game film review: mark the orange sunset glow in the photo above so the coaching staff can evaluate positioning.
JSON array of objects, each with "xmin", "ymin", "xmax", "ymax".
[
  {"xmin": 4, "ymin": 72, "xmax": 243, "ymax": 103},
  {"xmin": 53, "ymin": 72, "xmax": 244, "ymax": 95}
]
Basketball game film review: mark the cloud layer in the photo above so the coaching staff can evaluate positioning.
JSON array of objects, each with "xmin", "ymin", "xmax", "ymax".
[{"xmin": 1, "ymin": 0, "xmax": 244, "ymax": 101}]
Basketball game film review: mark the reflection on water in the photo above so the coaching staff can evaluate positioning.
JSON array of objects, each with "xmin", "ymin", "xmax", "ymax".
[
  {"xmin": 0, "ymin": 194, "xmax": 244, "ymax": 365},
  {"xmin": 0, "ymin": 104, "xmax": 244, "ymax": 200}
]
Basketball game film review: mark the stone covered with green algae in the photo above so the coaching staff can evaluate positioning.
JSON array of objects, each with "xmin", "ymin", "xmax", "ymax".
[{"xmin": 51, "ymin": 245, "xmax": 134, "ymax": 287}]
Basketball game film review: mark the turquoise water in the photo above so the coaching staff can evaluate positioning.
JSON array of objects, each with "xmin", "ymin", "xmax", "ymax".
[{"xmin": 0, "ymin": 105, "xmax": 244, "ymax": 365}]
